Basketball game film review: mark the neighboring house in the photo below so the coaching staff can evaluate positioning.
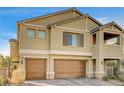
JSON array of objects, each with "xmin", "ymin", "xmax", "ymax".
[{"xmin": 9, "ymin": 8, "xmax": 124, "ymax": 81}]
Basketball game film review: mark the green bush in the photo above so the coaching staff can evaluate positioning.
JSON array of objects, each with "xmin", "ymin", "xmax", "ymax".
[
  {"xmin": 109, "ymin": 76, "xmax": 117, "ymax": 79},
  {"xmin": 0, "ymin": 77, "xmax": 6, "ymax": 86},
  {"xmin": 103, "ymin": 76, "xmax": 109, "ymax": 81}
]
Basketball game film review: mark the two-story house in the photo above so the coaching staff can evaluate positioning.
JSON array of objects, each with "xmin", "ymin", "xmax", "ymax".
[{"xmin": 9, "ymin": 8, "xmax": 124, "ymax": 82}]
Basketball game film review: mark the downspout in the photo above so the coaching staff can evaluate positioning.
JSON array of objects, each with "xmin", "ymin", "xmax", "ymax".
[{"xmin": 47, "ymin": 25, "xmax": 52, "ymax": 79}]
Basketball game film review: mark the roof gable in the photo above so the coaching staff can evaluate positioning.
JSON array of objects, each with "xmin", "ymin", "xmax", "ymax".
[
  {"xmin": 104, "ymin": 21, "xmax": 123, "ymax": 31},
  {"xmin": 47, "ymin": 15, "xmax": 101, "ymax": 32},
  {"xmin": 48, "ymin": 14, "xmax": 102, "ymax": 27},
  {"xmin": 17, "ymin": 8, "xmax": 103, "ymax": 27},
  {"xmin": 17, "ymin": 8, "xmax": 82, "ymax": 23},
  {"xmin": 91, "ymin": 21, "xmax": 123, "ymax": 33}
]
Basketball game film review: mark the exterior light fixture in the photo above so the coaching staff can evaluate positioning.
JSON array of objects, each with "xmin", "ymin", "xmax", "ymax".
[{"xmin": 21, "ymin": 60, "xmax": 23, "ymax": 64}]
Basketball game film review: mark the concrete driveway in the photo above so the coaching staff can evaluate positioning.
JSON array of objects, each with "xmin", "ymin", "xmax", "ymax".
[{"xmin": 23, "ymin": 78, "xmax": 124, "ymax": 86}]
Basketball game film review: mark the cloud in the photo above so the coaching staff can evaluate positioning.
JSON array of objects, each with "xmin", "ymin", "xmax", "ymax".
[
  {"xmin": 0, "ymin": 32, "xmax": 16, "ymax": 56},
  {"xmin": 0, "ymin": 32, "xmax": 16, "ymax": 38},
  {"xmin": 0, "ymin": 39, "xmax": 10, "ymax": 56},
  {"xmin": 96, "ymin": 17, "xmax": 110, "ymax": 24},
  {"xmin": 0, "ymin": 49, "xmax": 9, "ymax": 57}
]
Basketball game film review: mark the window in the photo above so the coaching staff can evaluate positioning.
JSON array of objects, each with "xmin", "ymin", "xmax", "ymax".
[
  {"xmin": 38, "ymin": 30, "xmax": 46, "ymax": 39},
  {"xmin": 27, "ymin": 29, "xmax": 35, "ymax": 38},
  {"xmin": 104, "ymin": 33, "xmax": 120, "ymax": 45},
  {"xmin": 93, "ymin": 33, "xmax": 96, "ymax": 45},
  {"xmin": 63, "ymin": 32, "xmax": 83, "ymax": 47}
]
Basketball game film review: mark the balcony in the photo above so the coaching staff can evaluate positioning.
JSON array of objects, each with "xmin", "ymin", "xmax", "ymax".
[
  {"xmin": 103, "ymin": 44, "xmax": 123, "ymax": 58},
  {"xmin": 92, "ymin": 44, "xmax": 123, "ymax": 59}
]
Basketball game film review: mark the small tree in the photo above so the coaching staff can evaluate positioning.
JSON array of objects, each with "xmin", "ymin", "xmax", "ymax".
[
  {"xmin": 0, "ymin": 55, "xmax": 13, "ymax": 85},
  {"xmin": 0, "ymin": 55, "xmax": 13, "ymax": 69}
]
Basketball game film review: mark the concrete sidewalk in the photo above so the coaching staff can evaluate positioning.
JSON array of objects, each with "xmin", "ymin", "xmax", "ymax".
[{"xmin": 23, "ymin": 78, "xmax": 124, "ymax": 86}]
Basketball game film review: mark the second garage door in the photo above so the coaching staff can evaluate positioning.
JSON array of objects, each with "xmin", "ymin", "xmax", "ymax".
[
  {"xmin": 26, "ymin": 58, "xmax": 46, "ymax": 80},
  {"xmin": 55, "ymin": 59, "xmax": 86, "ymax": 79}
]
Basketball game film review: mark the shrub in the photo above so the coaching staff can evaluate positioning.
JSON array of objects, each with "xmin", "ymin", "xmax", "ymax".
[
  {"xmin": 0, "ymin": 77, "xmax": 6, "ymax": 86},
  {"xmin": 103, "ymin": 76, "xmax": 109, "ymax": 81},
  {"xmin": 109, "ymin": 76, "xmax": 117, "ymax": 79}
]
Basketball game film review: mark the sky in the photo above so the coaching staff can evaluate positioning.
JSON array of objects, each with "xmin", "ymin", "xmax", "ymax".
[{"xmin": 0, "ymin": 7, "xmax": 124, "ymax": 56}]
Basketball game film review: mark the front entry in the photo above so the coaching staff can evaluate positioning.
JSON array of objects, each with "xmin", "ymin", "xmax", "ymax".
[{"xmin": 105, "ymin": 59, "xmax": 118, "ymax": 77}]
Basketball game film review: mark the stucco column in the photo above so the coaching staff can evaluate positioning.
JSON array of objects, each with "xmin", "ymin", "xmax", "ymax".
[
  {"xmin": 86, "ymin": 59, "xmax": 94, "ymax": 78},
  {"xmin": 11, "ymin": 57, "xmax": 26, "ymax": 83},
  {"xmin": 95, "ymin": 30, "xmax": 105, "ymax": 79},
  {"xmin": 95, "ymin": 58, "xmax": 105, "ymax": 79},
  {"xmin": 19, "ymin": 57, "xmax": 26, "ymax": 80},
  {"xmin": 46, "ymin": 58, "xmax": 50, "ymax": 79},
  {"xmin": 117, "ymin": 59, "xmax": 124, "ymax": 73},
  {"xmin": 46, "ymin": 56, "xmax": 55, "ymax": 80},
  {"xmin": 49, "ymin": 56, "xmax": 55, "ymax": 79}
]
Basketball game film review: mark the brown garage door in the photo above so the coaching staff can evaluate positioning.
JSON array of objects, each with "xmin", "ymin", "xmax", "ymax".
[
  {"xmin": 55, "ymin": 59, "xmax": 86, "ymax": 79},
  {"xmin": 26, "ymin": 58, "xmax": 46, "ymax": 80}
]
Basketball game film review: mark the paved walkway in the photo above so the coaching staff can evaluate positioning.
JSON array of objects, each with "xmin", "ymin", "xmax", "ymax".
[{"xmin": 23, "ymin": 78, "xmax": 124, "ymax": 86}]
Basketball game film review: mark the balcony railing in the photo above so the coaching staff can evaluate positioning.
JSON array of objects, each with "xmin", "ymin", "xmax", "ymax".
[{"xmin": 92, "ymin": 44, "xmax": 123, "ymax": 58}]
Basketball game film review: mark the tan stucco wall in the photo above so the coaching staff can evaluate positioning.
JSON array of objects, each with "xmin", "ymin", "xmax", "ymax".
[
  {"xmin": 19, "ymin": 15, "xmax": 101, "ymax": 53},
  {"xmin": 58, "ymin": 18, "xmax": 86, "ymax": 30},
  {"xmin": 49, "ymin": 17, "xmax": 100, "ymax": 52},
  {"xmin": 87, "ymin": 18, "xmax": 99, "ymax": 31},
  {"xmin": 103, "ymin": 45, "xmax": 123, "ymax": 58},
  {"xmin": 19, "ymin": 24, "xmax": 50, "ymax": 50},
  {"xmin": 50, "ymin": 27, "xmax": 93, "ymax": 52},
  {"xmin": 93, "ymin": 45, "xmax": 123, "ymax": 59}
]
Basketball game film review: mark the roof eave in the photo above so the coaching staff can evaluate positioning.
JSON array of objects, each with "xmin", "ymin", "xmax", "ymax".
[{"xmin": 87, "ymin": 15, "xmax": 103, "ymax": 26}]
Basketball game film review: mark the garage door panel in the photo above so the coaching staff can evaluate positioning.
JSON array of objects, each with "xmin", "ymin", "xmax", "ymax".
[
  {"xmin": 55, "ymin": 59, "xmax": 86, "ymax": 79},
  {"xmin": 56, "ymin": 73, "xmax": 83, "ymax": 79},
  {"xmin": 26, "ymin": 58, "xmax": 46, "ymax": 80}
]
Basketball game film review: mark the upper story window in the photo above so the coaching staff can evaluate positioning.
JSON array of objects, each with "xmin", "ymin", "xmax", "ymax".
[
  {"xmin": 27, "ymin": 29, "xmax": 35, "ymax": 38},
  {"xmin": 63, "ymin": 32, "xmax": 83, "ymax": 47},
  {"xmin": 93, "ymin": 33, "xmax": 96, "ymax": 45},
  {"xmin": 38, "ymin": 30, "xmax": 46, "ymax": 39},
  {"xmin": 104, "ymin": 32, "xmax": 120, "ymax": 45}
]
